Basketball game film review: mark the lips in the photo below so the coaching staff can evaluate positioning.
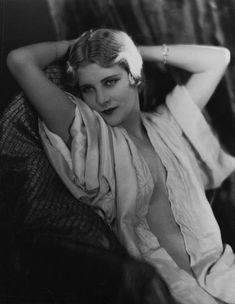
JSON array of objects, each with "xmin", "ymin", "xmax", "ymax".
[{"xmin": 101, "ymin": 107, "xmax": 117, "ymax": 115}]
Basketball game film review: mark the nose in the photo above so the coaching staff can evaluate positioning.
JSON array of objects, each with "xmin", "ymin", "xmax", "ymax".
[{"xmin": 96, "ymin": 89, "xmax": 110, "ymax": 106}]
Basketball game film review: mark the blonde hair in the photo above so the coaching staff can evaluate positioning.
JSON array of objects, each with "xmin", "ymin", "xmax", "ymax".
[{"xmin": 67, "ymin": 28, "xmax": 143, "ymax": 87}]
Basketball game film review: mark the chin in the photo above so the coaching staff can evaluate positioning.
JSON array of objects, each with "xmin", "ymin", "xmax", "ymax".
[{"xmin": 103, "ymin": 116, "xmax": 124, "ymax": 127}]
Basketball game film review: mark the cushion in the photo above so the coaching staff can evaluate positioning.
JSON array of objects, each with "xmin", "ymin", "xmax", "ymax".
[{"xmin": 0, "ymin": 64, "xmax": 126, "ymax": 302}]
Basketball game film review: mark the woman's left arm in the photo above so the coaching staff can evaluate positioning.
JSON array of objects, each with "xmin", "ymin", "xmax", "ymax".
[{"xmin": 138, "ymin": 45, "xmax": 231, "ymax": 110}]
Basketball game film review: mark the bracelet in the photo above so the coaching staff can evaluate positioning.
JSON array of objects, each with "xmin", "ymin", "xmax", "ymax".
[{"xmin": 162, "ymin": 44, "xmax": 169, "ymax": 65}]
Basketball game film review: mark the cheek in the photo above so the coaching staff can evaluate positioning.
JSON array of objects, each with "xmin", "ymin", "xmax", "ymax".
[
  {"xmin": 82, "ymin": 95, "xmax": 97, "ymax": 109},
  {"xmin": 118, "ymin": 86, "xmax": 137, "ymax": 105}
]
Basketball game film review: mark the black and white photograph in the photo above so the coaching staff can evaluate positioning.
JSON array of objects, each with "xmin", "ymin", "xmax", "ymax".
[{"xmin": 1, "ymin": 0, "xmax": 235, "ymax": 303}]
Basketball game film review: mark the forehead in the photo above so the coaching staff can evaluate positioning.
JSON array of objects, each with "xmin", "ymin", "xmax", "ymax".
[{"xmin": 77, "ymin": 63, "xmax": 126, "ymax": 85}]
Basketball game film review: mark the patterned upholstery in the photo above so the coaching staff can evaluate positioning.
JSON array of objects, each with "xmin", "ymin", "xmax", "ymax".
[{"xmin": 0, "ymin": 63, "xmax": 125, "ymax": 302}]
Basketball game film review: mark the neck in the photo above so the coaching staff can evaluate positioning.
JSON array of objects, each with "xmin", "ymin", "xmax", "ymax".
[{"xmin": 121, "ymin": 110, "xmax": 146, "ymax": 141}]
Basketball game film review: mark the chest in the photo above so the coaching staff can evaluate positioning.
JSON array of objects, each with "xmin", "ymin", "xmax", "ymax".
[{"xmin": 131, "ymin": 136, "xmax": 166, "ymax": 187}]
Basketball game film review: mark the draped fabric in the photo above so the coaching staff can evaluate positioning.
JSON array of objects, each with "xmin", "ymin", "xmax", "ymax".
[
  {"xmin": 39, "ymin": 85, "xmax": 235, "ymax": 303},
  {"xmin": 0, "ymin": 91, "xmax": 123, "ymax": 251},
  {"xmin": 0, "ymin": 63, "xmax": 123, "ymax": 249}
]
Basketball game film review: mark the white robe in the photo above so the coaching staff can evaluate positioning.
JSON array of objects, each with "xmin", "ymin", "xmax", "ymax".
[{"xmin": 39, "ymin": 85, "xmax": 235, "ymax": 304}]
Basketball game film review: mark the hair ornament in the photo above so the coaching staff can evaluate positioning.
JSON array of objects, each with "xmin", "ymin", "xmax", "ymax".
[{"xmin": 114, "ymin": 32, "xmax": 143, "ymax": 78}]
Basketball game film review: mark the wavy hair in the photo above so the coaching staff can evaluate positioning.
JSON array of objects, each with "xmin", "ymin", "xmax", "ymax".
[{"xmin": 67, "ymin": 28, "xmax": 143, "ymax": 89}]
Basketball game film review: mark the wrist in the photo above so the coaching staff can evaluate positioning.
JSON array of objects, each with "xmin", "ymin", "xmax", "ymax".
[
  {"xmin": 138, "ymin": 45, "xmax": 169, "ymax": 64},
  {"xmin": 161, "ymin": 44, "xmax": 169, "ymax": 65}
]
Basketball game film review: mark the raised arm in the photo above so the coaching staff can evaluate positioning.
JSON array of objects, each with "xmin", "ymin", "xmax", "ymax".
[
  {"xmin": 7, "ymin": 40, "xmax": 76, "ymax": 145},
  {"xmin": 138, "ymin": 44, "xmax": 231, "ymax": 109}
]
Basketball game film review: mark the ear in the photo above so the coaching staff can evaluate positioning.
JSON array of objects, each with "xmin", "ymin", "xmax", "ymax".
[{"xmin": 128, "ymin": 73, "xmax": 135, "ymax": 85}]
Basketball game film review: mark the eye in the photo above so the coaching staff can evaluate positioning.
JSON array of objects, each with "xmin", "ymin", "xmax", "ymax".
[
  {"xmin": 80, "ymin": 86, "xmax": 93, "ymax": 94},
  {"xmin": 104, "ymin": 78, "xmax": 119, "ymax": 87}
]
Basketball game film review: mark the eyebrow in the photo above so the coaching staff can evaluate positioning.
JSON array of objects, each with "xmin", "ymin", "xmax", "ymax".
[
  {"xmin": 101, "ymin": 74, "xmax": 121, "ymax": 82},
  {"xmin": 79, "ymin": 74, "xmax": 121, "ymax": 89}
]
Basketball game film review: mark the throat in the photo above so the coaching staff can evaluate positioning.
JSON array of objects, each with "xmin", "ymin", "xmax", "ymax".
[
  {"xmin": 121, "ymin": 110, "xmax": 144, "ymax": 140},
  {"xmin": 128, "ymin": 124, "xmax": 150, "ymax": 146}
]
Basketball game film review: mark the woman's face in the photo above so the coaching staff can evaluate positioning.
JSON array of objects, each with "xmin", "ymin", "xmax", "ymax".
[{"xmin": 77, "ymin": 63, "xmax": 140, "ymax": 127}]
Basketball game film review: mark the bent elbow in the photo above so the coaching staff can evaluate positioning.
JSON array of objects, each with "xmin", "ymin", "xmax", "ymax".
[
  {"xmin": 7, "ymin": 49, "xmax": 29, "ymax": 72},
  {"xmin": 220, "ymin": 47, "xmax": 231, "ymax": 67},
  {"xmin": 211, "ymin": 47, "xmax": 231, "ymax": 75}
]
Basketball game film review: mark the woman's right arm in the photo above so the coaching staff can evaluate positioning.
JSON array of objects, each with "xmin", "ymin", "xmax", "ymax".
[{"xmin": 7, "ymin": 40, "xmax": 75, "ymax": 145}]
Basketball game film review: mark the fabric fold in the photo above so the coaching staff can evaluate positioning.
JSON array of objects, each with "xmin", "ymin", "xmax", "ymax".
[
  {"xmin": 39, "ymin": 88, "xmax": 235, "ymax": 304},
  {"xmin": 166, "ymin": 85, "xmax": 235, "ymax": 189}
]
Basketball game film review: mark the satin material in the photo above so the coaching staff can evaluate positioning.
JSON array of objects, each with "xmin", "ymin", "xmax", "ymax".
[{"xmin": 39, "ymin": 86, "xmax": 235, "ymax": 304}]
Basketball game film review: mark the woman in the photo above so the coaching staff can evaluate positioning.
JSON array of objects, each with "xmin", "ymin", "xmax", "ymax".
[{"xmin": 7, "ymin": 28, "xmax": 235, "ymax": 304}]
